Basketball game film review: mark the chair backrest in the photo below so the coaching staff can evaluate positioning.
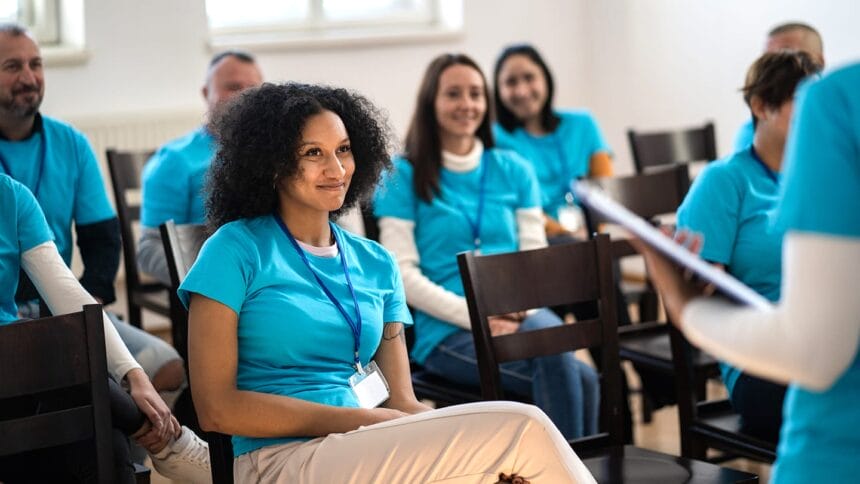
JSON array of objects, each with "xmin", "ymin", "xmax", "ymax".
[
  {"xmin": 583, "ymin": 164, "xmax": 691, "ymax": 234},
  {"xmin": 159, "ymin": 221, "xmax": 233, "ymax": 484},
  {"xmin": 627, "ymin": 122, "xmax": 717, "ymax": 174},
  {"xmin": 0, "ymin": 305, "xmax": 114, "ymax": 483},
  {"xmin": 105, "ymin": 149, "xmax": 158, "ymax": 293},
  {"xmin": 160, "ymin": 220, "xmax": 207, "ymax": 362},
  {"xmin": 160, "ymin": 220, "xmax": 207, "ymax": 294},
  {"xmin": 457, "ymin": 235, "xmax": 625, "ymax": 453}
]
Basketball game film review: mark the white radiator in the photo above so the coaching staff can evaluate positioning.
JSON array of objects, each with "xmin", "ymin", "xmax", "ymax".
[
  {"xmin": 66, "ymin": 110, "xmax": 204, "ymax": 286},
  {"xmin": 72, "ymin": 110, "xmax": 204, "ymax": 173}
]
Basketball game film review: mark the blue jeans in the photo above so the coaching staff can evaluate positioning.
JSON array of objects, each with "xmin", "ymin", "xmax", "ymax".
[
  {"xmin": 108, "ymin": 311, "xmax": 182, "ymax": 382},
  {"xmin": 423, "ymin": 309, "xmax": 600, "ymax": 440}
]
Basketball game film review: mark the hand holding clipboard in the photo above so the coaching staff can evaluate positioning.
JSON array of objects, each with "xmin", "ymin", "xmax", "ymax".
[{"xmin": 572, "ymin": 180, "xmax": 773, "ymax": 316}]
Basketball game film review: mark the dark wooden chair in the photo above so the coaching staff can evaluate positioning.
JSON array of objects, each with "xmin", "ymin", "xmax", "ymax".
[
  {"xmin": 586, "ymin": 164, "xmax": 690, "ymax": 323},
  {"xmin": 159, "ymin": 220, "xmax": 207, "ymax": 363},
  {"xmin": 583, "ymin": 165, "xmax": 719, "ymax": 423},
  {"xmin": 106, "ymin": 148, "xmax": 170, "ymax": 329},
  {"xmin": 0, "ymin": 304, "xmax": 149, "ymax": 483},
  {"xmin": 627, "ymin": 121, "xmax": 717, "ymax": 174},
  {"xmin": 160, "ymin": 220, "xmax": 233, "ymax": 484},
  {"xmin": 360, "ymin": 203, "xmax": 496, "ymax": 408},
  {"xmin": 457, "ymin": 236, "xmax": 758, "ymax": 483},
  {"xmin": 669, "ymin": 325, "xmax": 777, "ymax": 464}
]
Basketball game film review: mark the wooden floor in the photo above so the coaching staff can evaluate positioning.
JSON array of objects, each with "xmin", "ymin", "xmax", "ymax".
[{"xmin": 107, "ymin": 294, "xmax": 771, "ymax": 483}]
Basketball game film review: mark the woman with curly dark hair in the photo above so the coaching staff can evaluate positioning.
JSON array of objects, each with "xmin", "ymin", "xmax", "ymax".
[
  {"xmin": 179, "ymin": 82, "xmax": 595, "ymax": 482},
  {"xmin": 373, "ymin": 54, "xmax": 600, "ymax": 442}
]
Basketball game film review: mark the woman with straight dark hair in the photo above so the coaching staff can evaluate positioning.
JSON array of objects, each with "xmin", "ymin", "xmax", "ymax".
[
  {"xmin": 374, "ymin": 53, "xmax": 600, "ymax": 440},
  {"xmin": 493, "ymin": 44, "xmax": 612, "ymax": 241}
]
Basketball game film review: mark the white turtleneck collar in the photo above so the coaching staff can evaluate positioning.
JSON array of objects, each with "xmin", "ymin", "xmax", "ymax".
[{"xmin": 442, "ymin": 139, "xmax": 483, "ymax": 173}]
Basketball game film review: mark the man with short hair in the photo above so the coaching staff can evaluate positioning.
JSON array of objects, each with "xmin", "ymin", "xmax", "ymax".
[
  {"xmin": 733, "ymin": 22, "xmax": 824, "ymax": 151},
  {"xmin": 138, "ymin": 51, "xmax": 263, "ymax": 284},
  {"xmin": 0, "ymin": 23, "xmax": 209, "ymax": 482},
  {"xmin": 0, "ymin": 24, "xmax": 185, "ymax": 400}
]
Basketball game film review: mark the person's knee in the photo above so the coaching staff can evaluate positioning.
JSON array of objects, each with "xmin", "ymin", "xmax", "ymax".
[
  {"xmin": 470, "ymin": 401, "xmax": 556, "ymax": 428},
  {"xmin": 578, "ymin": 360, "xmax": 600, "ymax": 386},
  {"xmin": 521, "ymin": 308, "xmax": 563, "ymax": 331},
  {"xmin": 134, "ymin": 337, "xmax": 184, "ymax": 381},
  {"xmin": 151, "ymin": 358, "xmax": 186, "ymax": 392}
]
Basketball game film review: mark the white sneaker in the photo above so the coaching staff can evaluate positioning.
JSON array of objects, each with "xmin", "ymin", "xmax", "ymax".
[{"xmin": 150, "ymin": 425, "xmax": 212, "ymax": 483}]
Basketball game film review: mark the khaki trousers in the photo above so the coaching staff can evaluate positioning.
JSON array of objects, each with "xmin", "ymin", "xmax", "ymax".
[{"xmin": 234, "ymin": 401, "xmax": 595, "ymax": 483}]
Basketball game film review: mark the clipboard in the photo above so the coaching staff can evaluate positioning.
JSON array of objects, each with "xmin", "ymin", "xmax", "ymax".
[{"xmin": 572, "ymin": 180, "xmax": 774, "ymax": 311}]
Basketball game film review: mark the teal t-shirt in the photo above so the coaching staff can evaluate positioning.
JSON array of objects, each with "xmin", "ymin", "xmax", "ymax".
[
  {"xmin": 493, "ymin": 109, "xmax": 610, "ymax": 219},
  {"xmin": 769, "ymin": 62, "xmax": 860, "ymax": 484},
  {"xmin": 0, "ymin": 175, "xmax": 54, "ymax": 323},
  {"xmin": 178, "ymin": 217, "xmax": 412, "ymax": 457},
  {"xmin": 676, "ymin": 148, "xmax": 783, "ymax": 395},
  {"xmin": 141, "ymin": 126, "xmax": 215, "ymax": 228},
  {"xmin": 0, "ymin": 115, "xmax": 115, "ymax": 266},
  {"xmin": 373, "ymin": 149, "xmax": 542, "ymax": 364}
]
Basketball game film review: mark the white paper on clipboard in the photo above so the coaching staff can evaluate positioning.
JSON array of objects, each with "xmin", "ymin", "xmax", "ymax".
[{"xmin": 572, "ymin": 180, "xmax": 774, "ymax": 311}]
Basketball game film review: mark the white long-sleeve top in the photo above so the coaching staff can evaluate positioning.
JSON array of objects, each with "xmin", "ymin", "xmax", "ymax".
[
  {"xmin": 681, "ymin": 232, "xmax": 860, "ymax": 391},
  {"xmin": 21, "ymin": 241, "xmax": 142, "ymax": 381},
  {"xmin": 379, "ymin": 141, "xmax": 547, "ymax": 330}
]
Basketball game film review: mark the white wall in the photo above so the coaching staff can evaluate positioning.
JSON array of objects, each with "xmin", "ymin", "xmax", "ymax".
[
  {"xmin": 41, "ymin": 0, "xmax": 589, "ymax": 138},
  {"xmin": 42, "ymin": 0, "xmax": 860, "ymax": 171},
  {"xmin": 580, "ymin": 0, "xmax": 860, "ymax": 173}
]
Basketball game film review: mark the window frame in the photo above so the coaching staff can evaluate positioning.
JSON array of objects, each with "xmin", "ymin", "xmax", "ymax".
[
  {"xmin": 6, "ymin": 0, "xmax": 60, "ymax": 45},
  {"xmin": 2, "ymin": 0, "xmax": 88, "ymax": 66},
  {"xmin": 206, "ymin": 0, "xmax": 463, "ymax": 51}
]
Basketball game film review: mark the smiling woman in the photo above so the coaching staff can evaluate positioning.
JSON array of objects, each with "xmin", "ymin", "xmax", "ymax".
[
  {"xmin": 373, "ymin": 53, "xmax": 601, "ymax": 442},
  {"xmin": 278, "ymin": 110, "xmax": 357, "ymax": 237},
  {"xmin": 179, "ymin": 82, "xmax": 596, "ymax": 482},
  {"xmin": 492, "ymin": 44, "xmax": 613, "ymax": 240},
  {"xmin": 203, "ymin": 83, "xmax": 390, "ymax": 230}
]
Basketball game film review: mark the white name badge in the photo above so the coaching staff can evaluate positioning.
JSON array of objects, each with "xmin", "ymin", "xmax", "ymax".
[
  {"xmin": 349, "ymin": 360, "xmax": 390, "ymax": 409},
  {"xmin": 558, "ymin": 203, "xmax": 584, "ymax": 232}
]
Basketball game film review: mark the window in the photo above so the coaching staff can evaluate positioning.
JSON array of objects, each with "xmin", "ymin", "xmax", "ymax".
[
  {"xmin": 1, "ymin": 0, "xmax": 60, "ymax": 45},
  {"xmin": 1, "ymin": 0, "xmax": 87, "ymax": 64},
  {"xmin": 206, "ymin": 0, "xmax": 463, "ymax": 49}
]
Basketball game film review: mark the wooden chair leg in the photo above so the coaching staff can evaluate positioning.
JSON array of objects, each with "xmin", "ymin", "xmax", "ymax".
[
  {"xmin": 690, "ymin": 438, "xmax": 709, "ymax": 461},
  {"xmin": 129, "ymin": 303, "xmax": 143, "ymax": 329},
  {"xmin": 639, "ymin": 292, "xmax": 659, "ymax": 323},
  {"xmin": 641, "ymin": 391, "xmax": 654, "ymax": 423}
]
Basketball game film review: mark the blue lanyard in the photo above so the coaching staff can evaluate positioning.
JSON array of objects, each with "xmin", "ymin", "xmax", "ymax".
[
  {"xmin": 273, "ymin": 214, "xmax": 365, "ymax": 373},
  {"xmin": 0, "ymin": 129, "xmax": 47, "ymax": 198},
  {"xmin": 749, "ymin": 146, "xmax": 779, "ymax": 184},
  {"xmin": 552, "ymin": 132, "xmax": 580, "ymax": 205},
  {"xmin": 552, "ymin": 131, "xmax": 572, "ymax": 180},
  {"xmin": 455, "ymin": 159, "xmax": 490, "ymax": 250}
]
